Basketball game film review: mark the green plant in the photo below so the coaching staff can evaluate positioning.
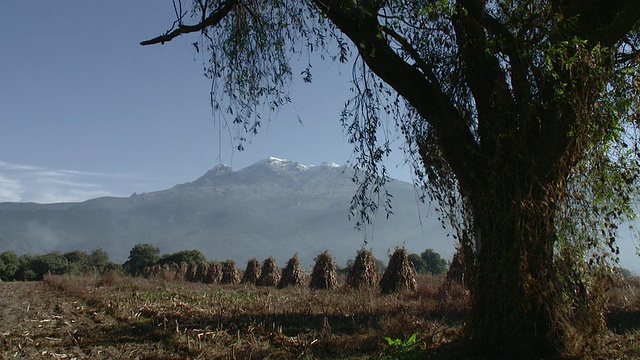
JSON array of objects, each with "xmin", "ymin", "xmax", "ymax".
[{"xmin": 383, "ymin": 333, "xmax": 418, "ymax": 358}]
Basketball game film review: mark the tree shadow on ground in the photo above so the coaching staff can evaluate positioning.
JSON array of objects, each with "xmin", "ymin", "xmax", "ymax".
[{"xmin": 606, "ymin": 310, "xmax": 640, "ymax": 334}]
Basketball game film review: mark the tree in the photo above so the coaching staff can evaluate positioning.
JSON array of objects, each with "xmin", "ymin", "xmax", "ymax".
[
  {"xmin": 420, "ymin": 249, "xmax": 447, "ymax": 275},
  {"xmin": 407, "ymin": 253, "xmax": 429, "ymax": 274},
  {"xmin": 142, "ymin": 1, "xmax": 640, "ymax": 357},
  {"xmin": 63, "ymin": 250, "xmax": 92, "ymax": 274},
  {"xmin": 28, "ymin": 252, "xmax": 69, "ymax": 280},
  {"xmin": 123, "ymin": 243, "xmax": 161, "ymax": 276},
  {"xmin": 90, "ymin": 248, "xmax": 112, "ymax": 272},
  {"xmin": 158, "ymin": 249, "xmax": 207, "ymax": 266},
  {"xmin": 0, "ymin": 251, "xmax": 21, "ymax": 281},
  {"xmin": 14, "ymin": 254, "xmax": 37, "ymax": 281}
]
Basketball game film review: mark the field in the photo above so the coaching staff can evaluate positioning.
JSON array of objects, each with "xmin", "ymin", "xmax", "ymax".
[{"xmin": 1, "ymin": 274, "xmax": 639, "ymax": 359}]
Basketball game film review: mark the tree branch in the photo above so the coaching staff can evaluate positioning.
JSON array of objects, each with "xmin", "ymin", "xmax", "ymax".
[
  {"xmin": 380, "ymin": 25, "xmax": 441, "ymax": 89},
  {"xmin": 140, "ymin": 0, "xmax": 238, "ymax": 46},
  {"xmin": 477, "ymin": 10, "xmax": 532, "ymax": 117},
  {"xmin": 452, "ymin": 0, "xmax": 516, "ymax": 155},
  {"xmin": 313, "ymin": 0, "xmax": 482, "ymax": 190},
  {"xmin": 554, "ymin": 0, "xmax": 640, "ymax": 47}
]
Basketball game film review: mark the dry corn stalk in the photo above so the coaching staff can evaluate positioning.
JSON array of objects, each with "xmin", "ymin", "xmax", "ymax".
[
  {"xmin": 256, "ymin": 257, "xmax": 281, "ymax": 287},
  {"xmin": 242, "ymin": 258, "xmax": 261, "ymax": 285},
  {"xmin": 310, "ymin": 251, "xmax": 338, "ymax": 290},
  {"xmin": 346, "ymin": 248, "xmax": 378, "ymax": 289},
  {"xmin": 380, "ymin": 248, "xmax": 417, "ymax": 294},
  {"xmin": 221, "ymin": 260, "xmax": 241, "ymax": 284},
  {"xmin": 278, "ymin": 255, "xmax": 306, "ymax": 288}
]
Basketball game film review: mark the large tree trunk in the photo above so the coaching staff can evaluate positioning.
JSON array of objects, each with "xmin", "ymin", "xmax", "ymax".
[{"xmin": 467, "ymin": 197, "xmax": 563, "ymax": 358}]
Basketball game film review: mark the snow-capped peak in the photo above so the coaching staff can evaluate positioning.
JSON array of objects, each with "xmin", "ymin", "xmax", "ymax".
[
  {"xmin": 211, "ymin": 164, "xmax": 232, "ymax": 176},
  {"xmin": 236, "ymin": 157, "xmax": 345, "ymax": 176},
  {"xmin": 320, "ymin": 161, "xmax": 341, "ymax": 168},
  {"xmin": 255, "ymin": 157, "xmax": 309, "ymax": 173}
]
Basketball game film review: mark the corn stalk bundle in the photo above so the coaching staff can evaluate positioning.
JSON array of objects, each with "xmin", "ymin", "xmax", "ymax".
[
  {"xmin": 169, "ymin": 263, "xmax": 181, "ymax": 281},
  {"xmin": 309, "ymin": 251, "xmax": 338, "ymax": 290},
  {"xmin": 256, "ymin": 257, "xmax": 281, "ymax": 287},
  {"xmin": 446, "ymin": 250, "xmax": 466, "ymax": 287},
  {"xmin": 193, "ymin": 262, "xmax": 207, "ymax": 283},
  {"xmin": 185, "ymin": 262, "xmax": 199, "ymax": 282},
  {"xmin": 346, "ymin": 248, "xmax": 378, "ymax": 289},
  {"xmin": 242, "ymin": 258, "xmax": 261, "ymax": 285},
  {"xmin": 278, "ymin": 255, "xmax": 306, "ymax": 288},
  {"xmin": 204, "ymin": 261, "xmax": 223, "ymax": 284},
  {"xmin": 221, "ymin": 259, "xmax": 241, "ymax": 284},
  {"xmin": 177, "ymin": 262, "xmax": 189, "ymax": 281},
  {"xmin": 157, "ymin": 264, "xmax": 174, "ymax": 281},
  {"xmin": 380, "ymin": 248, "xmax": 417, "ymax": 294},
  {"xmin": 141, "ymin": 265, "xmax": 154, "ymax": 279},
  {"xmin": 149, "ymin": 264, "xmax": 162, "ymax": 278}
]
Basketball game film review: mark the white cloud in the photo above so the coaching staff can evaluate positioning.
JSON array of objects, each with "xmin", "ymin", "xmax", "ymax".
[
  {"xmin": 0, "ymin": 175, "xmax": 24, "ymax": 202},
  {"xmin": 0, "ymin": 160, "xmax": 145, "ymax": 203}
]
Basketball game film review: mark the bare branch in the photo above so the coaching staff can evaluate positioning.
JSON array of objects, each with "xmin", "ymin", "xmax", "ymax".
[{"xmin": 141, "ymin": 0, "xmax": 238, "ymax": 46}]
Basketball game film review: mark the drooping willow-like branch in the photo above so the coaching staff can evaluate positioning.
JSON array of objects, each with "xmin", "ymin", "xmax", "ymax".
[{"xmin": 140, "ymin": 0, "xmax": 238, "ymax": 45}]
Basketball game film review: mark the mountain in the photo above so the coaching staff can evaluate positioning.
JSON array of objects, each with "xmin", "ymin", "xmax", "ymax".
[{"xmin": 0, "ymin": 157, "xmax": 454, "ymax": 268}]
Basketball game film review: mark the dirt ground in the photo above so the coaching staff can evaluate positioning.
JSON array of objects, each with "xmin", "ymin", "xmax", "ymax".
[
  {"xmin": 0, "ymin": 281, "xmax": 172, "ymax": 359},
  {"xmin": 2, "ymin": 277, "xmax": 640, "ymax": 359}
]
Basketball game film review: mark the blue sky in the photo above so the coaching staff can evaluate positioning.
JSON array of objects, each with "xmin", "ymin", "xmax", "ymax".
[{"xmin": 0, "ymin": 1, "xmax": 412, "ymax": 204}]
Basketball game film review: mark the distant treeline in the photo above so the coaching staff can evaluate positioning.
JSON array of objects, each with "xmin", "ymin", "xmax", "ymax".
[
  {"xmin": 0, "ymin": 249, "xmax": 119, "ymax": 281},
  {"xmin": 0, "ymin": 243, "xmax": 450, "ymax": 282}
]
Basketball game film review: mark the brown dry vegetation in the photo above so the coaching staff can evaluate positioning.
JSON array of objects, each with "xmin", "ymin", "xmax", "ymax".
[{"xmin": 0, "ymin": 273, "xmax": 638, "ymax": 359}]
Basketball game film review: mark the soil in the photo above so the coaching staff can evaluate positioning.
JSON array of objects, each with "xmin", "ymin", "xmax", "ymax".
[{"xmin": 0, "ymin": 281, "xmax": 168, "ymax": 359}]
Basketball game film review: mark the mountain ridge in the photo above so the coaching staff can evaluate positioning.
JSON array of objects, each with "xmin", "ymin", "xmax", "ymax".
[{"xmin": 0, "ymin": 157, "xmax": 453, "ymax": 267}]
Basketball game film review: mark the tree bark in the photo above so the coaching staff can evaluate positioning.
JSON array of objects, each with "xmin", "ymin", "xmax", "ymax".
[{"xmin": 467, "ymin": 196, "xmax": 562, "ymax": 358}]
